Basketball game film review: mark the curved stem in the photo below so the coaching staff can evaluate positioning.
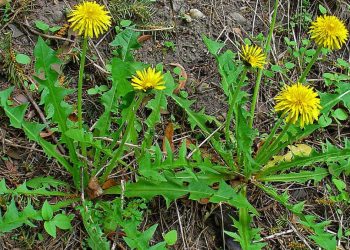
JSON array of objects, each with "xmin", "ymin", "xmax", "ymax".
[
  {"xmin": 101, "ymin": 94, "xmax": 144, "ymax": 181},
  {"xmin": 77, "ymin": 37, "xmax": 88, "ymax": 160},
  {"xmin": 258, "ymin": 122, "xmax": 291, "ymax": 165},
  {"xmin": 298, "ymin": 46, "xmax": 322, "ymax": 83},
  {"xmin": 249, "ymin": 0, "xmax": 279, "ymax": 128},
  {"xmin": 225, "ymin": 67, "xmax": 248, "ymax": 144},
  {"xmin": 255, "ymin": 116, "xmax": 284, "ymax": 161}
]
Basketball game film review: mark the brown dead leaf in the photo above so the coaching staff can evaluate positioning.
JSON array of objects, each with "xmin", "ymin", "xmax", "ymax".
[
  {"xmin": 137, "ymin": 34, "xmax": 152, "ymax": 43},
  {"xmin": 169, "ymin": 63, "xmax": 187, "ymax": 94},
  {"xmin": 13, "ymin": 93, "xmax": 28, "ymax": 105},
  {"xmin": 40, "ymin": 130, "xmax": 54, "ymax": 138},
  {"xmin": 86, "ymin": 176, "xmax": 103, "ymax": 199},
  {"xmin": 102, "ymin": 179, "xmax": 117, "ymax": 190},
  {"xmin": 6, "ymin": 148, "xmax": 22, "ymax": 160},
  {"xmin": 162, "ymin": 123, "xmax": 175, "ymax": 153},
  {"xmin": 198, "ymin": 198, "xmax": 210, "ymax": 204},
  {"xmin": 68, "ymin": 113, "xmax": 78, "ymax": 122},
  {"xmin": 232, "ymin": 27, "xmax": 242, "ymax": 36},
  {"xmin": 160, "ymin": 109, "xmax": 170, "ymax": 115},
  {"xmin": 185, "ymin": 138, "xmax": 196, "ymax": 149},
  {"xmin": 27, "ymin": 110, "xmax": 36, "ymax": 119},
  {"xmin": 4, "ymin": 160, "xmax": 17, "ymax": 173}
]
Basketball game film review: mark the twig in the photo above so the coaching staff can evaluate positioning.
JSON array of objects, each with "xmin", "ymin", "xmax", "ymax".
[
  {"xmin": 126, "ymin": 26, "xmax": 174, "ymax": 32},
  {"xmin": 22, "ymin": 77, "xmax": 66, "ymax": 155},
  {"xmin": 288, "ymin": 222, "xmax": 313, "ymax": 250},
  {"xmin": 175, "ymin": 201, "xmax": 188, "ymax": 250},
  {"xmin": 0, "ymin": 5, "xmax": 26, "ymax": 32},
  {"xmin": 186, "ymin": 125, "xmax": 224, "ymax": 159},
  {"xmin": 20, "ymin": 20, "xmax": 75, "ymax": 43},
  {"xmin": 253, "ymin": 229, "xmax": 294, "ymax": 242},
  {"xmin": 0, "ymin": 138, "xmax": 44, "ymax": 153},
  {"xmin": 220, "ymin": 203, "xmax": 226, "ymax": 250}
]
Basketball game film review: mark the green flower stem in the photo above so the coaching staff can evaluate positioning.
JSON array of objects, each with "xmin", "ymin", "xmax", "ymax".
[
  {"xmin": 258, "ymin": 121, "xmax": 291, "ymax": 165},
  {"xmin": 298, "ymin": 46, "xmax": 323, "ymax": 83},
  {"xmin": 77, "ymin": 37, "xmax": 88, "ymax": 160},
  {"xmin": 249, "ymin": 0, "xmax": 279, "ymax": 128},
  {"xmin": 238, "ymin": 185, "xmax": 250, "ymax": 249},
  {"xmin": 101, "ymin": 93, "xmax": 144, "ymax": 182},
  {"xmin": 225, "ymin": 67, "xmax": 248, "ymax": 144},
  {"xmin": 255, "ymin": 116, "xmax": 284, "ymax": 162}
]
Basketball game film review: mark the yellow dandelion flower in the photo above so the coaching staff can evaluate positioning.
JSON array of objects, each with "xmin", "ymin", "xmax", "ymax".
[
  {"xmin": 309, "ymin": 15, "xmax": 349, "ymax": 50},
  {"xmin": 68, "ymin": 1, "xmax": 111, "ymax": 38},
  {"xmin": 131, "ymin": 67, "xmax": 166, "ymax": 91},
  {"xmin": 240, "ymin": 44, "xmax": 267, "ymax": 69},
  {"xmin": 274, "ymin": 83, "xmax": 321, "ymax": 128}
]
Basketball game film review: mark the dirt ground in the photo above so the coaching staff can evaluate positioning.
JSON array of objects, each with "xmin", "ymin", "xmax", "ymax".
[{"xmin": 1, "ymin": 0, "xmax": 350, "ymax": 249}]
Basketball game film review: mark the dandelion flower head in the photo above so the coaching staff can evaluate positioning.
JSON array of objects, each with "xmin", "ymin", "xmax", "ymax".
[
  {"xmin": 309, "ymin": 15, "xmax": 348, "ymax": 50},
  {"xmin": 274, "ymin": 83, "xmax": 321, "ymax": 128},
  {"xmin": 240, "ymin": 44, "xmax": 266, "ymax": 69},
  {"xmin": 131, "ymin": 67, "xmax": 166, "ymax": 92},
  {"xmin": 68, "ymin": 1, "xmax": 111, "ymax": 38}
]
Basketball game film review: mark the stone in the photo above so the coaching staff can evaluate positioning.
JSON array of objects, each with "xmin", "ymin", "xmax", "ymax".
[
  {"xmin": 52, "ymin": 10, "xmax": 64, "ymax": 22},
  {"xmin": 189, "ymin": 9, "xmax": 205, "ymax": 19},
  {"xmin": 230, "ymin": 12, "xmax": 247, "ymax": 25},
  {"xmin": 8, "ymin": 24, "xmax": 24, "ymax": 38}
]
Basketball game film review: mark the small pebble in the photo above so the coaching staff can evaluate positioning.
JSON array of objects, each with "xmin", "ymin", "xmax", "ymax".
[
  {"xmin": 8, "ymin": 24, "xmax": 24, "ymax": 38},
  {"xmin": 189, "ymin": 9, "xmax": 205, "ymax": 19},
  {"xmin": 52, "ymin": 10, "xmax": 64, "ymax": 22},
  {"xmin": 230, "ymin": 12, "xmax": 247, "ymax": 25}
]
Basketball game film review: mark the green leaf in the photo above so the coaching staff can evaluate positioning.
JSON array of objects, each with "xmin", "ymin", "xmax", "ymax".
[
  {"xmin": 4, "ymin": 199, "xmax": 19, "ymax": 223},
  {"xmin": 120, "ymin": 19, "xmax": 132, "ymax": 27},
  {"xmin": 0, "ymin": 88, "xmax": 74, "ymax": 175},
  {"xmin": 0, "ymin": 198, "xmax": 78, "ymax": 234},
  {"xmin": 141, "ymin": 72, "xmax": 172, "ymax": 149},
  {"xmin": 35, "ymin": 20, "xmax": 50, "ymax": 32},
  {"xmin": 259, "ymin": 167, "xmax": 328, "ymax": 183},
  {"xmin": 202, "ymin": 35, "xmax": 225, "ymax": 55},
  {"xmin": 0, "ymin": 179, "xmax": 8, "ymax": 194},
  {"xmin": 318, "ymin": 4, "xmax": 327, "ymax": 14},
  {"xmin": 5, "ymin": 104, "xmax": 28, "ymax": 128},
  {"xmin": 164, "ymin": 230, "xmax": 177, "ymax": 245},
  {"xmin": 332, "ymin": 178, "xmax": 346, "ymax": 191},
  {"xmin": 26, "ymin": 176, "xmax": 70, "ymax": 189},
  {"xmin": 110, "ymin": 29, "xmax": 140, "ymax": 61},
  {"xmin": 34, "ymin": 37, "xmax": 60, "ymax": 70},
  {"xmin": 33, "ymin": 37, "xmax": 79, "ymax": 180},
  {"xmin": 42, "ymin": 200, "xmax": 53, "ymax": 221},
  {"xmin": 105, "ymin": 179, "xmax": 257, "ymax": 213},
  {"xmin": 171, "ymin": 95, "xmax": 213, "ymax": 132},
  {"xmin": 95, "ymin": 58, "xmax": 136, "ymax": 135},
  {"xmin": 285, "ymin": 62, "xmax": 295, "ymax": 70},
  {"xmin": 271, "ymin": 64, "xmax": 282, "ymax": 72},
  {"xmin": 15, "ymin": 53, "xmax": 31, "ymax": 65},
  {"xmin": 123, "ymin": 222, "xmax": 159, "ymax": 249},
  {"xmin": 256, "ymin": 183, "xmax": 304, "ymax": 215},
  {"xmin": 333, "ymin": 108, "xmax": 348, "ymax": 121},
  {"xmin": 217, "ymin": 50, "xmax": 243, "ymax": 98},
  {"xmin": 318, "ymin": 115, "xmax": 332, "ymax": 127},
  {"xmin": 225, "ymin": 212, "xmax": 266, "ymax": 250},
  {"xmin": 44, "ymin": 220, "xmax": 57, "ymax": 238},
  {"xmin": 53, "ymin": 214, "xmax": 73, "ymax": 230},
  {"xmin": 49, "ymin": 26, "xmax": 62, "ymax": 32},
  {"xmin": 300, "ymin": 215, "xmax": 336, "ymax": 250},
  {"xmin": 80, "ymin": 202, "xmax": 110, "ymax": 250},
  {"xmin": 259, "ymin": 145, "xmax": 350, "ymax": 176}
]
